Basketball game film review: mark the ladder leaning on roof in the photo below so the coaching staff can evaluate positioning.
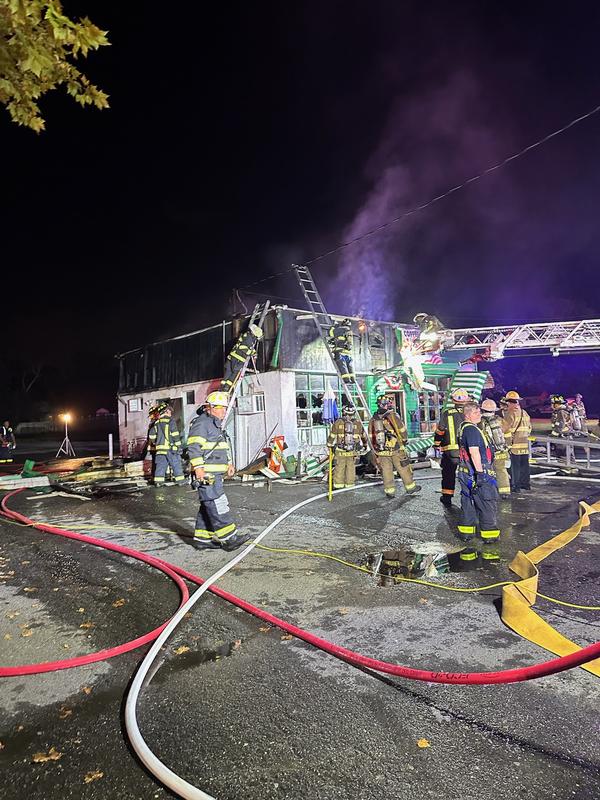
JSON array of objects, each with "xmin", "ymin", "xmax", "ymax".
[
  {"xmin": 223, "ymin": 300, "xmax": 271, "ymax": 426},
  {"xmin": 292, "ymin": 264, "xmax": 372, "ymax": 442}
]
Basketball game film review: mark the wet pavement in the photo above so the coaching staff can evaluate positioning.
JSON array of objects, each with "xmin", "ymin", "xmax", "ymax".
[{"xmin": 1, "ymin": 472, "xmax": 599, "ymax": 799}]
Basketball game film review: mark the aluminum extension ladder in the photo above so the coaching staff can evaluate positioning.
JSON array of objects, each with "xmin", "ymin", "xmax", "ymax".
[
  {"xmin": 293, "ymin": 264, "xmax": 372, "ymax": 437},
  {"xmin": 223, "ymin": 300, "xmax": 271, "ymax": 426}
]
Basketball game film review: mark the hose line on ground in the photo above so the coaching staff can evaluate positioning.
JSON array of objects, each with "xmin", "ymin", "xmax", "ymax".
[{"xmin": 2, "ymin": 484, "xmax": 600, "ymax": 800}]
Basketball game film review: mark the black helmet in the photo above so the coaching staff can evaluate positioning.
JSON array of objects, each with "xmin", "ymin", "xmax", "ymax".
[
  {"xmin": 342, "ymin": 318, "xmax": 352, "ymax": 327},
  {"xmin": 342, "ymin": 405, "xmax": 355, "ymax": 418},
  {"xmin": 376, "ymin": 394, "xmax": 393, "ymax": 411}
]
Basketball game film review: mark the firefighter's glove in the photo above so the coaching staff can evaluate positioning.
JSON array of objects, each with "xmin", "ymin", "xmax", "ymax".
[{"xmin": 473, "ymin": 471, "xmax": 487, "ymax": 489}]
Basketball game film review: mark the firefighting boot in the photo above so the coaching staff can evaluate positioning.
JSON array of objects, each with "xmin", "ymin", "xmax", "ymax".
[
  {"xmin": 406, "ymin": 484, "xmax": 422, "ymax": 496},
  {"xmin": 221, "ymin": 533, "xmax": 251, "ymax": 552},
  {"xmin": 192, "ymin": 538, "xmax": 221, "ymax": 550},
  {"xmin": 440, "ymin": 494, "xmax": 453, "ymax": 507}
]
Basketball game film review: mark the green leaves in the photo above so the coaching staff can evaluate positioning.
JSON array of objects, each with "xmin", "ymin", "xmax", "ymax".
[{"xmin": 0, "ymin": 0, "xmax": 110, "ymax": 132}]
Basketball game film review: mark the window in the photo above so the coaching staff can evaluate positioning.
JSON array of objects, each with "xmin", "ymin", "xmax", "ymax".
[
  {"xmin": 185, "ymin": 390, "xmax": 196, "ymax": 405},
  {"xmin": 128, "ymin": 398, "xmax": 142, "ymax": 412},
  {"xmin": 295, "ymin": 373, "xmax": 367, "ymax": 448},
  {"xmin": 252, "ymin": 393, "xmax": 266, "ymax": 413}
]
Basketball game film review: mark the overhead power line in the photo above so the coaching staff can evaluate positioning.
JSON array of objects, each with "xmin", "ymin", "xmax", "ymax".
[{"xmin": 241, "ymin": 101, "xmax": 600, "ymax": 288}]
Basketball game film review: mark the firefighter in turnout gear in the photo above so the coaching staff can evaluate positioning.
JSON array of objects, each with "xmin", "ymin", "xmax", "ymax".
[
  {"xmin": 187, "ymin": 391, "xmax": 249, "ymax": 551},
  {"xmin": 328, "ymin": 318, "xmax": 355, "ymax": 383},
  {"xmin": 327, "ymin": 405, "xmax": 367, "ymax": 489},
  {"xmin": 503, "ymin": 390, "xmax": 532, "ymax": 492},
  {"xmin": 148, "ymin": 404, "xmax": 185, "ymax": 485},
  {"xmin": 368, "ymin": 395, "xmax": 421, "ymax": 497},
  {"xmin": 480, "ymin": 398, "xmax": 510, "ymax": 497},
  {"xmin": 220, "ymin": 323, "xmax": 263, "ymax": 393},
  {"xmin": 413, "ymin": 313, "xmax": 445, "ymax": 353},
  {"xmin": 573, "ymin": 394, "xmax": 588, "ymax": 435},
  {"xmin": 550, "ymin": 395, "xmax": 571, "ymax": 438},
  {"xmin": 433, "ymin": 387, "xmax": 470, "ymax": 506},
  {"xmin": 566, "ymin": 397, "xmax": 585, "ymax": 436},
  {"xmin": 457, "ymin": 402, "xmax": 500, "ymax": 548}
]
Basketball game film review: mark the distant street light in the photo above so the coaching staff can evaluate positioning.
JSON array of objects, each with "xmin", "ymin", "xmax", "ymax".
[{"xmin": 56, "ymin": 412, "xmax": 76, "ymax": 458}]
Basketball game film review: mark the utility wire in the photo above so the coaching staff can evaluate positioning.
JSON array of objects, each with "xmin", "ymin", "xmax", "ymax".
[{"xmin": 240, "ymin": 102, "xmax": 600, "ymax": 288}]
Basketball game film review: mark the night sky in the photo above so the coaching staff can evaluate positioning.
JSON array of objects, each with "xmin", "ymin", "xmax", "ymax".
[{"xmin": 3, "ymin": 1, "xmax": 600, "ymax": 417}]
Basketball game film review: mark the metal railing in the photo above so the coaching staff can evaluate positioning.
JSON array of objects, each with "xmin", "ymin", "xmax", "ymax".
[{"xmin": 531, "ymin": 434, "xmax": 600, "ymax": 472}]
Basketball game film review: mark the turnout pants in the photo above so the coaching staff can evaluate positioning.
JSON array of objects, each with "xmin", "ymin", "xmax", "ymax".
[
  {"xmin": 194, "ymin": 475, "xmax": 237, "ymax": 543},
  {"xmin": 333, "ymin": 353, "xmax": 355, "ymax": 383},
  {"xmin": 494, "ymin": 455, "xmax": 511, "ymax": 496},
  {"xmin": 457, "ymin": 468, "xmax": 500, "ymax": 540},
  {"xmin": 333, "ymin": 451, "xmax": 357, "ymax": 488},
  {"xmin": 220, "ymin": 357, "xmax": 244, "ymax": 393},
  {"xmin": 441, "ymin": 452, "xmax": 459, "ymax": 497},
  {"xmin": 154, "ymin": 452, "xmax": 185, "ymax": 484},
  {"xmin": 378, "ymin": 450, "xmax": 416, "ymax": 496},
  {"xmin": 510, "ymin": 453, "xmax": 530, "ymax": 491}
]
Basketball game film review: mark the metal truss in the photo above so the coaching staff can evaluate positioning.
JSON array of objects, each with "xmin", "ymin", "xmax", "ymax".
[{"xmin": 445, "ymin": 319, "xmax": 600, "ymax": 354}]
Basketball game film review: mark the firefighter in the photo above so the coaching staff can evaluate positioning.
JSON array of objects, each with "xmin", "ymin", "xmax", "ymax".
[
  {"xmin": 368, "ymin": 394, "xmax": 421, "ymax": 498},
  {"xmin": 328, "ymin": 318, "xmax": 355, "ymax": 383},
  {"xmin": 220, "ymin": 323, "xmax": 263, "ymax": 393},
  {"xmin": 1, "ymin": 420, "xmax": 16, "ymax": 449},
  {"xmin": 148, "ymin": 403, "xmax": 185, "ymax": 486},
  {"xmin": 503, "ymin": 390, "xmax": 532, "ymax": 492},
  {"xmin": 480, "ymin": 398, "xmax": 510, "ymax": 498},
  {"xmin": 550, "ymin": 395, "xmax": 571, "ymax": 438},
  {"xmin": 566, "ymin": 397, "xmax": 585, "ymax": 436},
  {"xmin": 0, "ymin": 421, "xmax": 14, "ymax": 464},
  {"xmin": 433, "ymin": 387, "xmax": 470, "ymax": 506},
  {"xmin": 457, "ymin": 402, "xmax": 500, "ymax": 551},
  {"xmin": 187, "ymin": 391, "xmax": 249, "ymax": 551},
  {"xmin": 574, "ymin": 393, "xmax": 589, "ymax": 435},
  {"xmin": 327, "ymin": 405, "xmax": 367, "ymax": 489},
  {"xmin": 413, "ymin": 313, "xmax": 445, "ymax": 353}
]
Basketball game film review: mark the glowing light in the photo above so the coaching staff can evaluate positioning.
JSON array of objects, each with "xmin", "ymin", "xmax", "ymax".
[{"xmin": 62, "ymin": 413, "xmax": 72, "ymax": 423}]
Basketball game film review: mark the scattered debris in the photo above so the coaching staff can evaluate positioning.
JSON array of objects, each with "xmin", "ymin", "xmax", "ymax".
[
  {"xmin": 417, "ymin": 738, "xmax": 431, "ymax": 749},
  {"xmin": 111, "ymin": 598, "xmax": 126, "ymax": 608},
  {"xmin": 83, "ymin": 770, "xmax": 104, "ymax": 784},
  {"xmin": 81, "ymin": 686, "xmax": 92, "ymax": 695},
  {"xmin": 280, "ymin": 634, "xmax": 293, "ymax": 641},
  {"xmin": 174, "ymin": 646, "xmax": 190, "ymax": 655},
  {"xmin": 58, "ymin": 706, "xmax": 73, "ymax": 720},
  {"xmin": 32, "ymin": 746, "xmax": 62, "ymax": 763}
]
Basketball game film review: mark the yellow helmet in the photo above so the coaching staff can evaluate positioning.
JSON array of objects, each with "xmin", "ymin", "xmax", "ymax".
[
  {"xmin": 451, "ymin": 388, "xmax": 470, "ymax": 404},
  {"xmin": 505, "ymin": 390, "xmax": 521, "ymax": 401},
  {"xmin": 206, "ymin": 391, "xmax": 229, "ymax": 407}
]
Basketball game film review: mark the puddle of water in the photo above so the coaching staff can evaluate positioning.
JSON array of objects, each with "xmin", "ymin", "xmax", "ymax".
[
  {"xmin": 366, "ymin": 543, "xmax": 503, "ymax": 586},
  {"xmin": 151, "ymin": 641, "xmax": 238, "ymax": 683}
]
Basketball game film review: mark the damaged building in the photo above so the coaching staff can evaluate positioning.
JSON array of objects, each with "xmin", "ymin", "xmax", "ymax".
[{"xmin": 116, "ymin": 307, "xmax": 487, "ymax": 467}]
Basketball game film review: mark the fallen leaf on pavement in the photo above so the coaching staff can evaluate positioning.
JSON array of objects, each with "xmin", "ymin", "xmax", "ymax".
[
  {"xmin": 77, "ymin": 608, "xmax": 85, "ymax": 613},
  {"xmin": 81, "ymin": 686, "xmax": 92, "ymax": 695},
  {"xmin": 419, "ymin": 598, "xmax": 429, "ymax": 605},
  {"xmin": 79, "ymin": 622, "xmax": 94, "ymax": 629},
  {"xmin": 83, "ymin": 770, "xmax": 104, "ymax": 784},
  {"xmin": 258, "ymin": 626, "xmax": 271, "ymax": 633},
  {"xmin": 232, "ymin": 639, "xmax": 242, "ymax": 649},
  {"xmin": 417, "ymin": 738, "xmax": 431, "ymax": 749},
  {"xmin": 23, "ymin": 588, "xmax": 37, "ymax": 593},
  {"xmin": 112, "ymin": 598, "xmax": 126, "ymax": 608},
  {"xmin": 58, "ymin": 706, "xmax": 72, "ymax": 720},
  {"xmin": 4, "ymin": 634, "xmax": 11, "ymax": 640},
  {"xmin": 21, "ymin": 561, "xmax": 30, "ymax": 565},
  {"xmin": 174, "ymin": 646, "xmax": 190, "ymax": 655},
  {"xmin": 32, "ymin": 747, "xmax": 62, "ymax": 763},
  {"xmin": 5, "ymin": 611, "xmax": 19, "ymax": 619},
  {"xmin": 280, "ymin": 634, "xmax": 293, "ymax": 641},
  {"xmin": 21, "ymin": 628, "xmax": 33, "ymax": 638},
  {"xmin": 338, "ymin": 607, "xmax": 349, "ymax": 615}
]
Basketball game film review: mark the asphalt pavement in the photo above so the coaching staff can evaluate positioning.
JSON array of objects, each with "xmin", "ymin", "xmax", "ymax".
[{"xmin": 1, "ymin": 471, "xmax": 599, "ymax": 800}]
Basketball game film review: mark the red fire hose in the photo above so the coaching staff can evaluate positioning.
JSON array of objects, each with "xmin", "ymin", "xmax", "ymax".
[{"xmin": 1, "ymin": 489, "xmax": 599, "ymax": 685}]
